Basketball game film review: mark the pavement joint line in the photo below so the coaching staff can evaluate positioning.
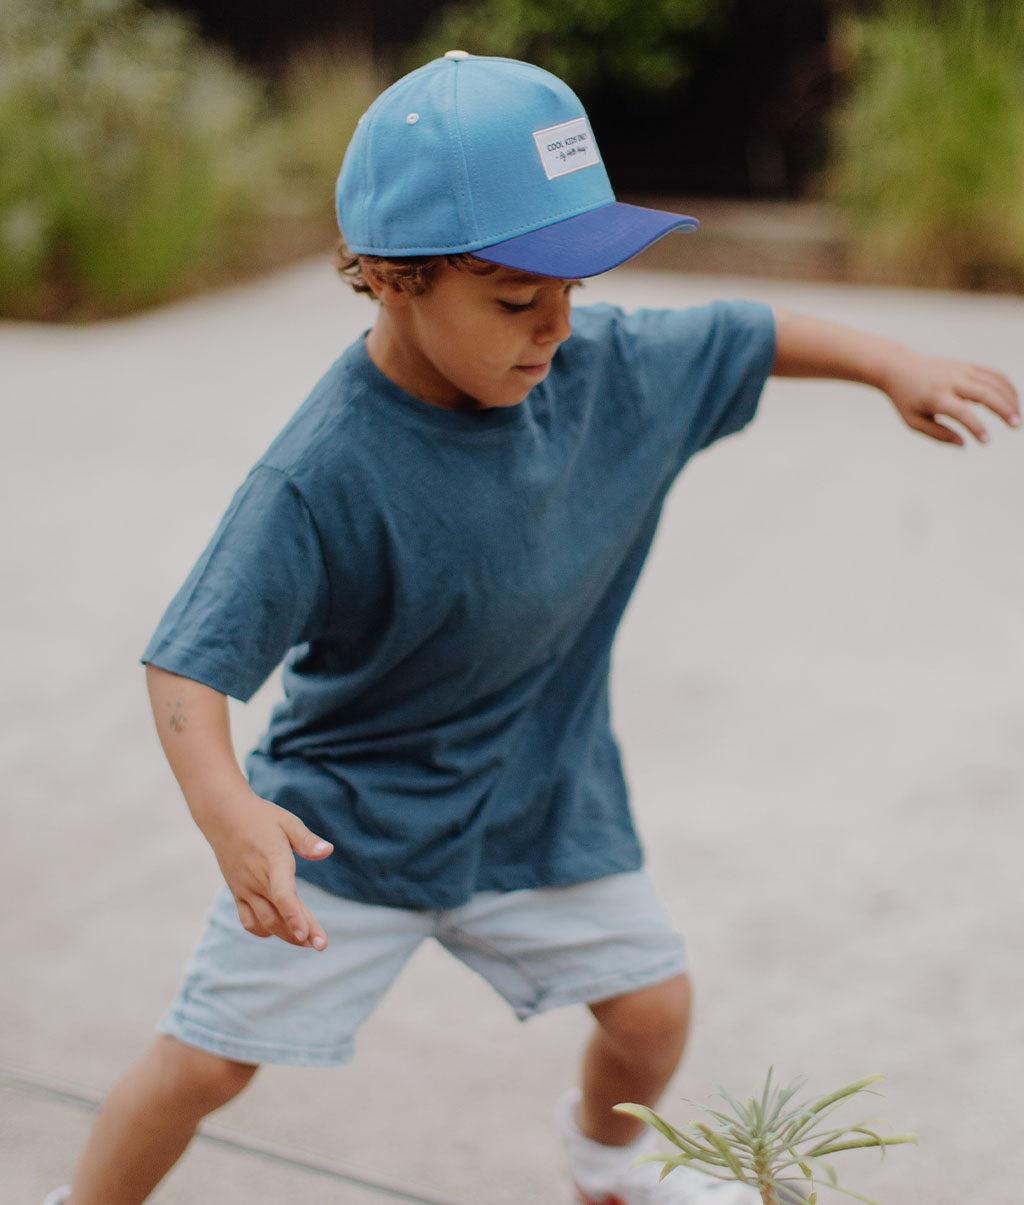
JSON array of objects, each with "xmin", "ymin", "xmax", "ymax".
[{"xmin": 0, "ymin": 1063, "xmax": 471, "ymax": 1205}]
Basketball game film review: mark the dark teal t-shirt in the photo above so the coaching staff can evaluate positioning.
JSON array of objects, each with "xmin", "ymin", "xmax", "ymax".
[{"xmin": 143, "ymin": 301, "xmax": 775, "ymax": 907}]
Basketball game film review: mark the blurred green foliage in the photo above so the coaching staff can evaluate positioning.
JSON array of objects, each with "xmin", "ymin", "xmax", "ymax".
[
  {"xmin": 9, "ymin": 0, "xmax": 1022, "ymax": 314},
  {"xmin": 0, "ymin": 0, "xmax": 377, "ymax": 319},
  {"xmin": 413, "ymin": 0, "xmax": 727, "ymax": 96},
  {"xmin": 275, "ymin": 45, "xmax": 382, "ymax": 215},
  {"xmin": 831, "ymin": 0, "xmax": 1024, "ymax": 289},
  {"xmin": 0, "ymin": 0, "xmax": 278, "ymax": 315}
]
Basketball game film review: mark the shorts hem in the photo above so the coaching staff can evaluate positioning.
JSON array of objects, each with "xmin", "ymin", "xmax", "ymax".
[
  {"xmin": 156, "ymin": 1014, "xmax": 356, "ymax": 1069},
  {"xmin": 514, "ymin": 953, "xmax": 689, "ymax": 1021}
]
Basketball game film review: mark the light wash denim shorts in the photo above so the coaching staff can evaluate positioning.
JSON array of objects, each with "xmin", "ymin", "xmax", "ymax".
[{"xmin": 158, "ymin": 871, "xmax": 687, "ymax": 1067}]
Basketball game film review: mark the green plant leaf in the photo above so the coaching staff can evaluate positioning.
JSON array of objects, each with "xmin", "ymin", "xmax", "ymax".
[
  {"xmin": 807, "ymin": 1135, "xmax": 918, "ymax": 1157},
  {"xmin": 803, "ymin": 1077, "xmax": 885, "ymax": 1118},
  {"xmin": 704, "ymin": 1129, "xmax": 751, "ymax": 1181},
  {"xmin": 614, "ymin": 1104, "xmax": 699, "ymax": 1152},
  {"xmin": 801, "ymin": 1174, "xmax": 884, "ymax": 1205}
]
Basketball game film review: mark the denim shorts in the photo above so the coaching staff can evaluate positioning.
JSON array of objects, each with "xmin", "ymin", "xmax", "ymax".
[{"xmin": 158, "ymin": 870, "xmax": 687, "ymax": 1067}]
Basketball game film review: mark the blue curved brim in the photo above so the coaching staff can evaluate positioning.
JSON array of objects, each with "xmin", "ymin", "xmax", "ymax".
[{"xmin": 473, "ymin": 201, "xmax": 698, "ymax": 279}]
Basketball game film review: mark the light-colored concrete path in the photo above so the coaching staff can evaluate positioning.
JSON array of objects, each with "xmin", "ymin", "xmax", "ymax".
[{"xmin": 3, "ymin": 259, "xmax": 1022, "ymax": 1205}]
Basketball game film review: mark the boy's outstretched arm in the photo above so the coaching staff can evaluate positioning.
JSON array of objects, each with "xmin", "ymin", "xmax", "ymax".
[
  {"xmin": 771, "ymin": 307, "xmax": 1020, "ymax": 445},
  {"xmin": 145, "ymin": 664, "xmax": 333, "ymax": 951}
]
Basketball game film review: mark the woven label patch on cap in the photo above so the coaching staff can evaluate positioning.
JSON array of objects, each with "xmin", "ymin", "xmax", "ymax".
[{"xmin": 533, "ymin": 118, "xmax": 601, "ymax": 180}]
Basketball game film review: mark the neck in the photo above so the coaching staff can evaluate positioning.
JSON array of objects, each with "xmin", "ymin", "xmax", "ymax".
[{"xmin": 365, "ymin": 314, "xmax": 478, "ymax": 411}]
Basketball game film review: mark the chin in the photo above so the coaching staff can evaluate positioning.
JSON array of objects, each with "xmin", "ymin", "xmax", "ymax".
[{"xmin": 472, "ymin": 389, "xmax": 528, "ymax": 410}]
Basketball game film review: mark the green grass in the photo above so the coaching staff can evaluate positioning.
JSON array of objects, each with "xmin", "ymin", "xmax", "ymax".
[{"xmin": 830, "ymin": 0, "xmax": 1024, "ymax": 290}]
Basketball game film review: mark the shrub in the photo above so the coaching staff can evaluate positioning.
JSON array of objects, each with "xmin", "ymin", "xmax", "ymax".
[
  {"xmin": 0, "ymin": 0, "xmax": 274, "ymax": 317},
  {"xmin": 830, "ymin": 0, "xmax": 1024, "ymax": 290},
  {"xmin": 412, "ymin": 0, "xmax": 725, "ymax": 96},
  {"xmin": 272, "ymin": 44, "xmax": 382, "ymax": 223}
]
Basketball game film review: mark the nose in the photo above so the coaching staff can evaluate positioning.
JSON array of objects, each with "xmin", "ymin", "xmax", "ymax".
[{"xmin": 535, "ymin": 290, "xmax": 572, "ymax": 346}]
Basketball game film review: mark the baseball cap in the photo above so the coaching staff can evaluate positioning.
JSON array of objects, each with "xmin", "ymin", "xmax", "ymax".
[{"xmin": 336, "ymin": 51, "xmax": 697, "ymax": 279}]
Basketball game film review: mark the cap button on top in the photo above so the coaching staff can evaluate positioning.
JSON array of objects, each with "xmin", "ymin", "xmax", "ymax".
[{"xmin": 444, "ymin": 49, "xmax": 470, "ymax": 60}]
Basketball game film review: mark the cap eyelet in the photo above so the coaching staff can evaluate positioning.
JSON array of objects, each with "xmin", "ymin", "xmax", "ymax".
[{"xmin": 406, "ymin": 113, "xmax": 419, "ymax": 125}]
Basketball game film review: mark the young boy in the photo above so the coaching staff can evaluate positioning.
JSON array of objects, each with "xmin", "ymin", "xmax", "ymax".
[{"xmin": 48, "ymin": 52, "xmax": 1018, "ymax": 1205}]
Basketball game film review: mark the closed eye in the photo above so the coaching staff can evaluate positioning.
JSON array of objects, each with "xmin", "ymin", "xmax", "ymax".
[{"xmin": 498, "ymin": 282, "xmax": 581, "ymax": 314}]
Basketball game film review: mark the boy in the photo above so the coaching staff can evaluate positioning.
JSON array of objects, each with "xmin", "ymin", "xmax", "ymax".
[{"xmin": 48, "ymin": 52, "xmax": 1018, "ymax": 1205}]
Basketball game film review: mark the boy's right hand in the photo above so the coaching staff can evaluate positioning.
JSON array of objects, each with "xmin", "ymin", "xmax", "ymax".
[
  {"xmin": 205, "ymin": 791, "xmax": 334, "ymax": 951},
  {"xmin": 144, "ymin": 666, "xmax": 334, "ymax": 951}
]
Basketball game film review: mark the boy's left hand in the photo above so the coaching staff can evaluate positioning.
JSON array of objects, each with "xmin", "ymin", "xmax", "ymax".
[
  {"xmin": 879, "ymin": 349, "xmax": 1020, "ymax": 446},
  {"xmin": 771, "ymin": 309, "xmax": 1020, "ymax": 445}
]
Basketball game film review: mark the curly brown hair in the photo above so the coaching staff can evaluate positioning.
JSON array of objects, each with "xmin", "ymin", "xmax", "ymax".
[{"xmin": 334, "ymin": 240, "xmax": 499, "ymax": 297}]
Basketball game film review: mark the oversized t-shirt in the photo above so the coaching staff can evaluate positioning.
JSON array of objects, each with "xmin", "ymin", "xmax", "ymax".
[{"xmin": 143, "ymin": 301, "xmax": 776, "ymax": 908}]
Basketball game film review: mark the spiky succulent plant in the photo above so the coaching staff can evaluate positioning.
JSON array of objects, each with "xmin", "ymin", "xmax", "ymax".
[{"xmin": 615, "ymin": 1072, "xmax": 917, "ymax": 1205}]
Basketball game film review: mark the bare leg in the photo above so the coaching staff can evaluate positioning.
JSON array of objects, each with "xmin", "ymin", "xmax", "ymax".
[
  {"xmin": 68, "ymin": 1036, "xmax": 257, "ymax": 1205},
  {"xmin": 579, "ymin": 973, "xmax": 691, "ymax": 1146}
]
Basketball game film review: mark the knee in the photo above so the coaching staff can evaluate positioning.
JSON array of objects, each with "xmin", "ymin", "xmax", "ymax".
[
  {"xmin": 150, "ymin": 1037, "xmax": 258, "ymax": 1114},
  {"xmin": 590, "ymin": 973, "xmax": 692, "ymax": 1056}
]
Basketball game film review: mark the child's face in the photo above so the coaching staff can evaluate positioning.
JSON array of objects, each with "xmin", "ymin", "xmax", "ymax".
[{"xmin": 372, "ymin": 262, "xmax": 580, "ymax": 411}]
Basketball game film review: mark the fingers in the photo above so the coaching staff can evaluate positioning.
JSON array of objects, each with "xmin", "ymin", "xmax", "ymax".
[
  {"xmin": 283, "ymin": 813, "xmax": 334, "ymax": 863},
  {"xmin": 236, "ymin": 897, "xmax": 271, "ymax": 938},
  {"xmin": 935, "ymin": 393, "xmax": 990, "ymax": 444},
  {"xmin": 942, "ymin": 362, "xmax": 1021, "ymax": 441},
  {"xmin": 896, "ymin": 355, "xmax": 1020, "ymax": 445},
  {"xmin": 910, "ymin": 378, "xmax": 1019, "ymax": 446},
  {"xmin": 956, "ymin": 363, "xmax": 1021, "ymax": 427},
  {"xmin": 237, "ymin": 888, "xmax": 329, "ymax": 951},
  {"xmin": 276, "ymin": 814, "xmax": 332, "ymax": 947},
  {"xmin": 234, "ymin": 853, "xmax": 330, "ymax": 951},
  {"xmin": 267, "ymin": 859, "xmax": 330, "ymax": 951},
  {"xmin": 236, "ymin": 892, "xmax": 289, "ymax": 941},
  {"xmin": 219, "ymin": 800, "xmax": 333, "ymax": 951},
  {"xmin": 907, "ymin": 414, "xmax": 964, "ymax": 446}
]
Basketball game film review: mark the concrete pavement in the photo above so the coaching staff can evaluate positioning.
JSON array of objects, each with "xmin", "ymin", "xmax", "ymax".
[{"xmin": 3, "ymin": 258, "xmax": 1022, "ymax": 1204}]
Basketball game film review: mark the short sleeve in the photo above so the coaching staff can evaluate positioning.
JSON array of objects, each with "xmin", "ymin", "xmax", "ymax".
[
  {"xmin": 622, "ymin": 300, "xmax": 776, "ymax": 460},
  {"xmin": 142, "ymin": 466, "xmax": 329, "ymax": 701}
]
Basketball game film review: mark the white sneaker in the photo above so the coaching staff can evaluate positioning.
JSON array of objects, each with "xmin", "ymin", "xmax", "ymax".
[
  {"xmin": 558, "ymin": 1090, "xmax": 761, "ymax": 1205},
  {"xmin": 43, "ymin": 1190, "xmax": 71, "ymax": 1205}
]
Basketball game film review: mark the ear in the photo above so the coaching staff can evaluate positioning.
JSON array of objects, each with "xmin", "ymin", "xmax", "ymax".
[{"xmin": 361, "ymin": 261, "xmax": 412, "ymax": 308}]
